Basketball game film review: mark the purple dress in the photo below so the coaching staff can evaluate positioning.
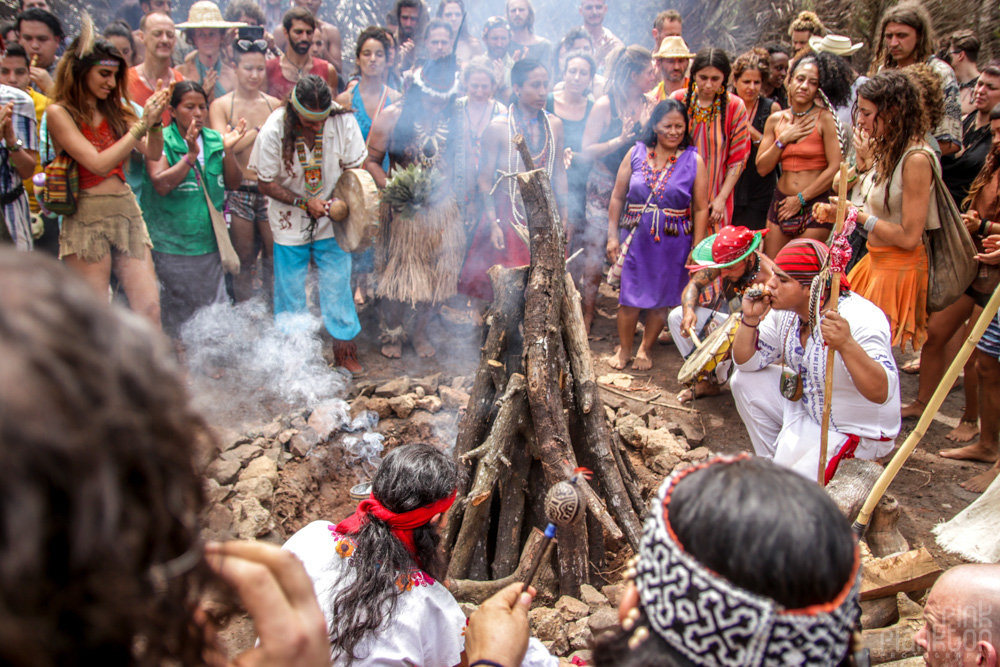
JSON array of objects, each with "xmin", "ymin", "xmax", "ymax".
[{"xmin": 618, "ymin": 143, "xmax": 697, "ymax": 309}]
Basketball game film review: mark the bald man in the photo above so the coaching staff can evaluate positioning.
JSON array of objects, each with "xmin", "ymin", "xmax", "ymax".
[{"xmin": 915, "ymin": 564, "xmax": 1000, "ymax": 667}]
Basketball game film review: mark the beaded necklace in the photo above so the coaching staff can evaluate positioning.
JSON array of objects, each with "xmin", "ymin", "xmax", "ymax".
[
  {"xmin": 295, "ymin": 129, "xmax": 324, "ymax": 198},
  {"xmin": 640, "ymin": 147, "xmax": 680, "ymax": 200},
  {"xmin": 506, "ymin": 106, "xmax": 554, "ymax": 225},
  {"xmin": 690, "ymin": 89, "xmax": 722, "ymax": 124}
]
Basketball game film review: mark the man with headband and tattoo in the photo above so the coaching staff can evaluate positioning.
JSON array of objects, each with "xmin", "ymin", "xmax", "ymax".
[
  {"xmin": 250, "ymin": 74, "xmax": 366, "ymax": 372},
  {"xmin": 730, "ymin": 238, "xmax": 900, "ymax": 481}
]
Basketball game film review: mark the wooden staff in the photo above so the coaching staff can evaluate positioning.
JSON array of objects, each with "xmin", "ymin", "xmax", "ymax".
[
  {"xmin": 818, "ymin": 163, "xmax": 850, "ymax": 486},
  {"xmin": 854, "ymin": 280, "xmax": 1000, "ymax": 535}
]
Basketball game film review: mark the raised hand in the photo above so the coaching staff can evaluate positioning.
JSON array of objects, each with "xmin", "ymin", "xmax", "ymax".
[
  {"xmin": 741, "ymin": 282, "xmax": 771, "ymax": 322},
  {"xmin": 223, "ymin": 118, "xmax": 248, "ymax": 151},
  {"xmin": 184, "ymin": 119, "xmax": 202, "ymax": 156}
]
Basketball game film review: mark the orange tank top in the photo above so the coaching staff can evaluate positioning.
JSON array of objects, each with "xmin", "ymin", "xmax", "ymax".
[
  {"xmin": 776, "ymin": 114, "xmax": 828, "ymax": 172},
  {"xmin": 78, "ymin": 119, "xmax": 126, "ymax": 190}
]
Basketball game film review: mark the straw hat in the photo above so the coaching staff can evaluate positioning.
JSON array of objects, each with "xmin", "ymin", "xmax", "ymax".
[
  {"xmin": 176, "ymin": 1, "xmax": 247, "ymax": 29},
  {"xmin": 653, "ymin": 36, "xmax": 694, "ymax": 60},
  {"xmin": 808, "ymin": 34, "xmax": 863, "ymax": 57}
]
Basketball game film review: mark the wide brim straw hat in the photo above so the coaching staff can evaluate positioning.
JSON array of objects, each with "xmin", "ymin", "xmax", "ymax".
[
  {"xmin": 653, "ymin": 36, "xmax": 694, "ymax": 60},
  {"xmin": 809, "ymin": 34, "xmax": 863, "ymax": 57},
  {"xmin": 176, "ymin": 1, "xmax": 247, "ymax": 29}
]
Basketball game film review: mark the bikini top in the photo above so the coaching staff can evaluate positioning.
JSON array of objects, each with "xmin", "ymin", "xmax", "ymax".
[
  {"xmin": 776, "ymin": 112, "xmax": 828, "ymax": 172},
  {"xmin": 78, "ymin": 118, "xmax": 126, "ymax": 190}
]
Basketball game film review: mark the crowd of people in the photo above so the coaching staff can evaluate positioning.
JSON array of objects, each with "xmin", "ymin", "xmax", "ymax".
[{"xmin": 2, "ymin": 0, "xmax": 1000, "ymax": 664}]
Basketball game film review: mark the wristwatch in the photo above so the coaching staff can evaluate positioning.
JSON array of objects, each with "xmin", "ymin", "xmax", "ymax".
[{"xmin": 6, "ymin": 138, "xmax": 23, "ymax": 153}]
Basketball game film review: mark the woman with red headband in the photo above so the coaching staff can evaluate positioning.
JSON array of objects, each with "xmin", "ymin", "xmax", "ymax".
[{"xmin": 282, "ymin": 443, "xmax": 465, "ymax": 666}]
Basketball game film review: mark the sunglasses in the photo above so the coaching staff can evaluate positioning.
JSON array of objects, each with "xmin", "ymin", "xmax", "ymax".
[{"xmin": 235, "ymin": 39, "xmax": 268, "ymax": 52}]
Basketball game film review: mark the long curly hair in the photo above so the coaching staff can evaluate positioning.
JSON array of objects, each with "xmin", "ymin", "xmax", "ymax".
[
  {"xmin": 281, "ymin": 74, "xmax": 350, "ymax": 174},
  {"xmin": 963, "ymin": 102, "xmax": 1000, "ymax": 211},
  {"xmin": 731, "ymin": 48, "xmax": 771, "ymax": 91},
  {"xmin": 683, "ymin": 48, "xmax": 731, "ymax": 125},
  {"xmin": 788, "ymin": 51, "xmax": 853, "ymax": 110},
  {"xmin": 52, "ymin": 38, "xmax": 137, "ymax": 139},
  {"xmin": 0, "ymin": 251, "xmax": 215, "ymax": 667},
  {"xmin": 901, "ymin": 63, "xmax": 943, "ymax": 133},
  {"xmin": 856, "ymin": 70, "xmax": 927, "ymax": 214},
  {"xmin": 329, "ymin": 443, "xmax": 457, "ymax": 666},
  {"xmin": 868, "ymin": 1, "xmax": 937, "ymax": 76}
]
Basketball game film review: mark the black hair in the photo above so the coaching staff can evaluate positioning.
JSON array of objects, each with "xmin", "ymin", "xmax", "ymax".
[
  {"xmin": 423, "ymin": 17, "xmax": 453, "ymax": 40},
  {"xmin": 169, "ymin": 80, "xmax": 206, "ymax": 108},
  {"xmin": 329, "ymin": 443, "xmax": 457, "ymax": 666},
  {"xmin": 283, "ymin": 6, "xmax": 316, "ymax": 34},
  {"xmin": 764, "ymin": 42, "xmax": 790, "ymax": 58},
  {"xmin": 435, "ymin": 0, "xmax": 471, "ymax": 40},
  {"xmin": 282, "ymin": 74, "xmax": 349, "ymax": 172},
  {"xmin": 562, "ymin": 49, "xmax": 596, "ymax": 80},
  {"xmin": 0, "ymin": 20, "xmax": 18, "ymax": 40},
  {"xmin": 641, "ymin": 98, "xmax": 691, "ymax": 149},
  {"xmin": 553, "ymin": 26, "xmax": 592, "ymax": 79},
  {"xmin": 356, "ymin": 25, "xmax": 392, "ymax": 60},
  {"xmin": 592, "ymin": 457, "xmax": 857, "ymax": 667},
  {"xmin": 16, "ymin": 7, "xmax": 64, "ymax": 39},
  {"xmin": 510, "ymin": 57, "xmax": 546, "ymax": 88},
  {"xmin": 2, "ymin": 41, "xmax": 29, "ymax": 65},
  {"xmin": 788, "ymin": 50, "xmax": 853, "ymax": 109},
  {"xmin": 684, "ymin": 48, "xmax": 731, "ymax": 125},
  {"xmin": 224, "ymin": 0, "xmax": 266, "ymax": 26},
  {"xmin": 103, "ymin": 20, "xmax": 138, "ymax": 66}
]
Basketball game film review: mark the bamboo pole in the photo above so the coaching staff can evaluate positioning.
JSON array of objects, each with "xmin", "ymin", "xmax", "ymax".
[
  {"xmin": 853, "ymin": 280, "xmax": 1000, "ymax": 535},
  {"xmin": 818, "ymin": 163, "xmax": 850, "ymax": 486}
]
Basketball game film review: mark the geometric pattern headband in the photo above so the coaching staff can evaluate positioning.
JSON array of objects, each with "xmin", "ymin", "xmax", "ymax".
[
  {"xmin": 635, "ymin": 454, "xmax": 862, "ymax": 667},
  {"xmin": 291, "ymin": 86, "xmax": 332, "ymax": 123}
]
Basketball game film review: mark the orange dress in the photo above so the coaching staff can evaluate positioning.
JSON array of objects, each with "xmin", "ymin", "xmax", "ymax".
[{"xmin": 847, "ymin": 145, "xmax": 937, "ymax": 351}]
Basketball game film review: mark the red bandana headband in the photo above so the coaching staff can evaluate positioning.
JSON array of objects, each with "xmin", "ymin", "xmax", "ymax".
[
  {"xmin": 335, "ymin": 489, "xmax": 457, "ymax": 563},
  {"xmin": 774, "ymin": 238, "xmax": 850, "ymax": 291}
]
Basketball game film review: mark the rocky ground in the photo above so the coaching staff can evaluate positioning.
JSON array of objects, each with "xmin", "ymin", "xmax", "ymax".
[{"xmin": 196, "ymin": 284, "xmax": 989, "ymax": 661}]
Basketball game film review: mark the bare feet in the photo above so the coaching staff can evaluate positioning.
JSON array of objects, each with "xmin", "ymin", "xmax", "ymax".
[
  {"xmin": 413, "ymin": 330, "xmax": 435, "ymax": 358},
  {"xmin": 945, "ymin": 419, "xmax": 980, "ymax": 443},
  {"xmin": 657, "ymin": 328, "xmax": 672, "ymax": 345},
  {"xmin": 677, "ymin": 379, "xmax": 722, "ymax": 404},
  {"xmin": 901, "ymin": 399, "xmax": 925, "ymax": 419},
  {"xmin": 900, "ymin": 358, "xmax": 920, "ymax": 374},
  {"xmin": 939, "ymin": 440, "xmax": 1000, "ymax": 463},
  {"xmin": 961, "ymin": 467, "xmax": 1000, "ymax": 493},
  {"xmin": 608, "ymin": 346, "xmax": 630, "ymax": 370},
  {"xmin": 381, "ymin": 341, "xmax": 402, "ymax": 358},
  {"xmin": 632, "ymin": 347, "xmax": 652, "ymax": 371}
]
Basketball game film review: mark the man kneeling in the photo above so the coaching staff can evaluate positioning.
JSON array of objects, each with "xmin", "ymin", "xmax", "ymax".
[{"xmin": 731, "ymin": 238, "xmax": 900, "ymax": 481}]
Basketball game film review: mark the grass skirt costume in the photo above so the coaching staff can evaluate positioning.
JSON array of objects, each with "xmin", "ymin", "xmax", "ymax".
[{"xmin": 618, "ymin": 143, "xmax": 697, "ymax": 310}]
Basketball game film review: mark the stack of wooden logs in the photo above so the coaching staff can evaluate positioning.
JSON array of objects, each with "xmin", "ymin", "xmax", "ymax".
[{"xmin": 442, "ymin": 139, "xmax": 644, "ymax": 601}]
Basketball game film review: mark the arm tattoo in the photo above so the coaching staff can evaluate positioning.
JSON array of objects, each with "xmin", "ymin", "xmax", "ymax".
[{"xmin": 682, "ymin": 268, "xmax": 718, "ymax": 310}]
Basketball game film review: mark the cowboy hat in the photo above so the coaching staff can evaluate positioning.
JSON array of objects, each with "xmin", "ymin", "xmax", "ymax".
[
  {"xmin": 653, "ymin": 36, "xmax": 694, "ymax": 60},
  {"xmin": 176, "ymin": 1, "xmax": 247, "ymax": 30},
  {"xmin": 686, "ymin": 226, "xmax": 767, "ymax": 270},
  {"xmin": 808, "ymin": 34, "xmax": 863, "ymax": 57}
]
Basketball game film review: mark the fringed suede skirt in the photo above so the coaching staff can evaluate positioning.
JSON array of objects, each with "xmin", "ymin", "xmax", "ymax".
[{"xmin": 59, "ymin": 189, "xmax": 152, "ymax": 262}]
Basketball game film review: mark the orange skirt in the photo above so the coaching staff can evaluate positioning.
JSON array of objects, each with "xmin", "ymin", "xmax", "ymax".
[{"xmin": 847, "ymin": 242, "xmax": 928, "ymax": 351}]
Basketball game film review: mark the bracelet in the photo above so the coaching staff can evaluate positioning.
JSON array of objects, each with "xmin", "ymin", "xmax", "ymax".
[
  {"xmin": 863, "ymin": 215, "xmax": 877, "ymax": 233},
  {"xmin": 741, "ymin": 316, "xmax": 760, "ymax": 328},
  {"xmin": 148, "ymin": 125, "xmax": 162, "ymax": 133},
  {"xmin": 775, "ymin": 138, "xmax": 787, "ymax": 150},
  {"xmin": 293, "ymin": 197, "xmax": 309, "ymax": 211},
  {"xmin": 129, "ymin": 122, "xmax": 147, "ymax": 140},
  {"xmin": 470, "ymin": 661, "xmax": 507, "ymax": 667},
  {"xmin": 980, "ymin": 219, "xmax": 990, "ymax": 237},
  {"xmin": 184, "ymin": 155, "xmax": 197, "ymax": 169},
  {"xmin": 796, "ymin": 193, "xmax": 806, "ymax": 209}
]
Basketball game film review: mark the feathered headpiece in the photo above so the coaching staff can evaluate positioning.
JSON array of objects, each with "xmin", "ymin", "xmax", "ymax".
[{"xmin": 75, "ymin": 12, "xmax": 96, "ymax": 60}]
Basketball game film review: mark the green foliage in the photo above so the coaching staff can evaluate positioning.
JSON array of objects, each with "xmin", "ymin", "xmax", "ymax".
[{"xmin": 381, "ymin": 163, "xmax": 448, "ymax": 220}]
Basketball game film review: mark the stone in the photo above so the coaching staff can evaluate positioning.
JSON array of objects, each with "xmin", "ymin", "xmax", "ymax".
[
  {"xmin": 204, "ymin": 503, "xmax": 233, "ymax": 537},
  {"xmin": 239, "ymin": 456, "xmax": 279, "ymax": 486},
  {"xmin": 415, "ymin": 395, "xmax": 442, "ymax": 413},
  {"xmin": 277, "ymin": 429, "xmax": 298, "ymax": 445},
  {"xmin": 414, "ymin": 386, "xmax": 425, "ymax": 398},
  {"xmin": 579, "ymin": 584, "xmax": 608, "ymax": 612},
  {"xmin": 639, "ymin": 427, "xmax": 688, "ymax": 459},
  {"xmin": 548, "ymin": 633, "xmax": 569, "ymax": 657},
  {"xmin": 307, "ymin": 399, "xmax": 349, "ymax": 440},
  {"xmin": 232, "ymin": 497, "xmax": 273, "ymax": 539},
  {"xmin": 203, "ymin": 478, "xmax": 232, "ymax": 505},
  {"xmin": 207, "ymin": 458, "xmax": 241, "ymax": 486},
  {"xmin": 682, "ymin": 446, "xmax": 712, "ymax": 462},
  {"xmin": 375, "ymin": 376, "xmax": 411, "ymax": 398},
  {"xmin": 602, "ymin": 584, "xmax": 625, "ymax": 608},
  {"xmin": 615, "ymin": 414, "xmax": 646, "ymax": 447},
  {"xmin": 349, "ymin": 396, "xmax": 370, "ymax": 418},
  {"xmin": 568, "ymin": 619, "xmax": 594, "ymax": 651},
  {"xmin": 220, "ymin": 443, "xmax": 263, "ymax": 467},
  {"xmin": 604, "ymin": 406, "xmax": 617, "ymax": 424},
  {"xmin": 648, "ymin": 452, "xmax": 681, "ymax": 475},
  {"xmin": 289, "ymin": 428, "xmax": 321, "ymax": 457},
  {"xmin": 259, "ymin": 420, "xmax": 283, "ymax": 439},
  {"xmin": 569, "ymin": 650, "xmax": 593, "ymax": 664},
  {"xmin": 529, "ymin": 607, "xmax": 565, "ymax": 643},
  {"xmin": 439, "ymin": 385, "xmax": 470, "ymax": 410},
  {"xmin": 413, "ymin": 373, "xmax": 441, "ymax": 394},
  {"xmin": 389, "ymin": 395, "xmax": 416, "ymax": 419},
  {"xmin": 290, "ymin": 416, "xmax": 307, "ymax": 430},
  {"xmin": 366, "ymin": 397, "xmax": 393, "ymax": 419},
  {"xmin": 555, "ymin": 596, "xmax": 590, "ymax": 621},
  {"xmin": 234, "ymin": 477, "xmax": 274, "ymax": 508},
  {"xmin": 215, "ymin": 427, "xmax": 250, "ymax": 452},
  {"xmin": 587, "ymin": 607, "xmax": 619, "ymax": 636}
]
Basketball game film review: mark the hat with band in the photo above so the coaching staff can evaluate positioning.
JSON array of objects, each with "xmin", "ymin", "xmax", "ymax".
[{"xmin": 686, "ymin": 225, "xmax": 767, "ymax": 270}]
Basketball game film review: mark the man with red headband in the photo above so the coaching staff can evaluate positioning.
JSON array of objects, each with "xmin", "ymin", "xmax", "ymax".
[
  {"xmin": 669, "ymin": 225, "xmax": 772, "ymax": 403},
  {"xmin": 730, "ymin": 238, "xmax": 901, "ymax": 481}
]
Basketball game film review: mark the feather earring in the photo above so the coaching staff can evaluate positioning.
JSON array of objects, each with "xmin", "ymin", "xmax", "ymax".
[{"xmin": 75, "ymin": 12, "xmax": 95, "ymax": 60}]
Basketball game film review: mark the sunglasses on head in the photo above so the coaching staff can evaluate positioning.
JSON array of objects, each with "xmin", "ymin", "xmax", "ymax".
[{"xmin": 235, "ymin": 39, "xmax": 268, "ymax": 52}]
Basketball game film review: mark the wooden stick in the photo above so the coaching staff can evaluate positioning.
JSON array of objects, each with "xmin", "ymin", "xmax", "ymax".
[
  {"xmin": 598, "ymin": 383, "xmax": 700, "ymax": 413},
  {"xmin": 854, "ymin": 280, "xmax": 1000, "ymax": 535},
  {"xmin": 818, "ymin": 162, "xmax": 850, "ymax": 486}
]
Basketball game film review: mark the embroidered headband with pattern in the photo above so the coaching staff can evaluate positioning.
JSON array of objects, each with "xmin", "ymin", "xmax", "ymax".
[
  {"xmin": 634, "ymin": 454, "xmax": 862, "ymax": 667},
  {"xmin": 291, "ymin": 86, "xmax": 332, "ymax": 123}
]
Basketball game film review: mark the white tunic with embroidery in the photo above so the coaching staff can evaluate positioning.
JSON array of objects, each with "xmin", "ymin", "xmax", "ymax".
[{"xmin": 283, "ymin": 520, "xmax": 467, "ymax": 666}]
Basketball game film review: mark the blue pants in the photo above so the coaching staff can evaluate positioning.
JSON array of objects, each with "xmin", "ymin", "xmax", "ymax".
[{"xmin": 273, "ymin": 238, "xmax": 360, "ymax": 340}]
